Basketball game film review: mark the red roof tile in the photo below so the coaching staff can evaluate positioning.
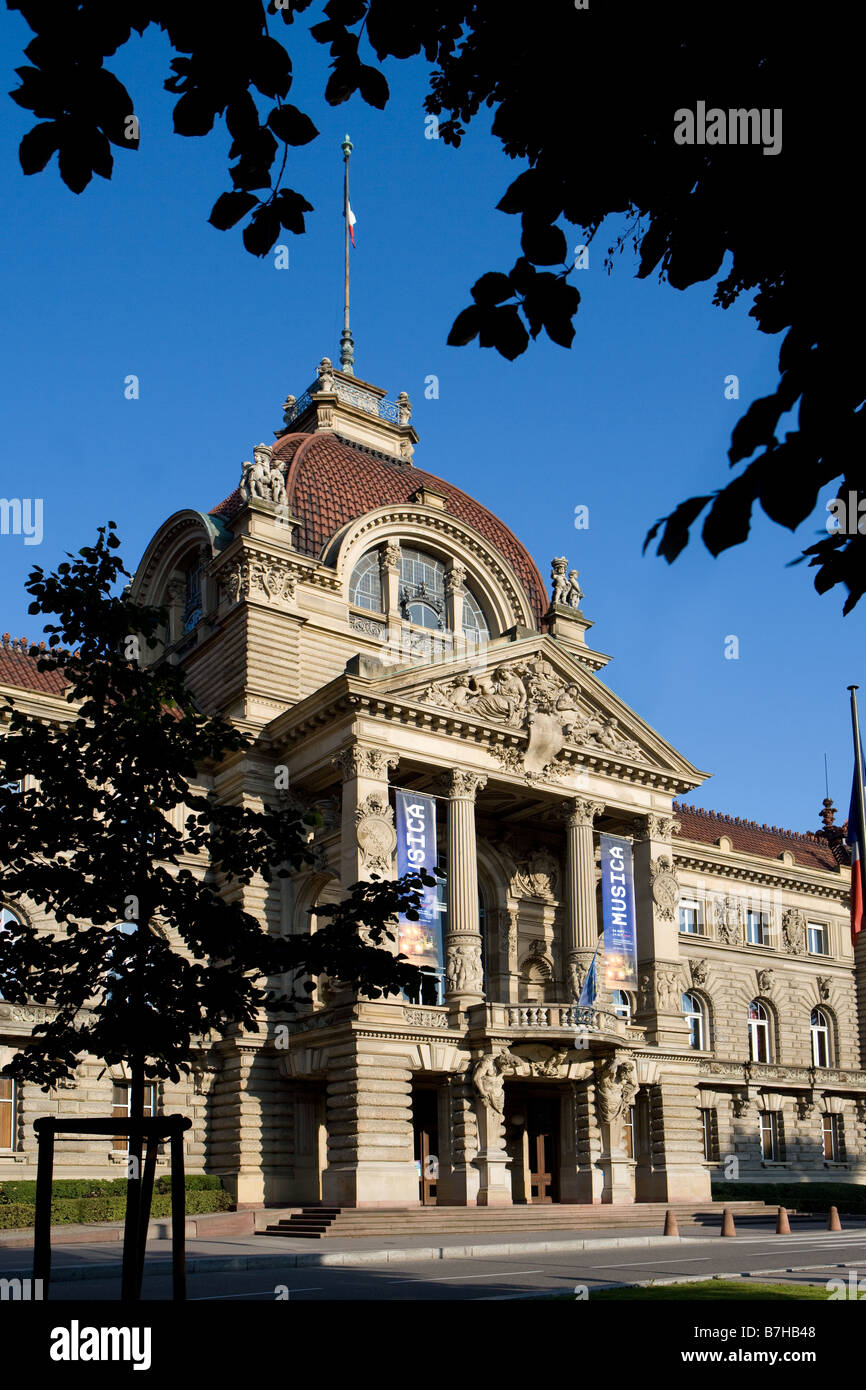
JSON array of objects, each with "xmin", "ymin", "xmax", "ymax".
[
  {"xmin": 672, "ymin": 801, "xmax": 840, "ymax": 872},
  {"xmin": 0, "ymin": 635, "xmax": 69, "ymax": 696},
  {"xmin": 212, "ymin": 432, "xmax": 549, "ymax": 626}
]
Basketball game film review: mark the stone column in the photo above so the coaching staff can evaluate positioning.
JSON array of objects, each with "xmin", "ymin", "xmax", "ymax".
[
  {"xmin": 321, "ymin": 1038, "xmax": 418, "ymax": 1207},
  {"xmin": 563, "ymin": 798, "xmax": 604, "ymax": 998},
  {"xmin": 443, "ymin": 771, "xmax": 487, "ymax": 1013},
  {"xmin": 632, "ymin": 813, "xmax": 692, "ymax": 1047}
]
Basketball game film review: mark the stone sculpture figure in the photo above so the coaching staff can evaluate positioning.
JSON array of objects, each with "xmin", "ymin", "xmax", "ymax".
[
  {"xmin": 473, "ymin": 1052, "xmax": 506, "ymax": 1114},
  {"xmin": 551, "ymin": 557, "xmax": 569, "ymax": 606},
  {"xmin": 565, "ymin": 569, "xmax": 583, "ymax": 609}
]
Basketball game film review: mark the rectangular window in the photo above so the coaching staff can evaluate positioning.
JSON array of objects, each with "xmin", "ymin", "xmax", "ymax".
[
  {"xmin": 623, "ymin": 1105, "xmax": 635, "ymax": 1159},
  {"xmin": 760, "ymin": 1111, "xmax": 785, "ymax": 1162},
  {"xmin": 0, "ymin": 1077, "xmax": 14, "ymax": 1149},
  {"xmin": 808, "ymin": 922, "xmax": 828, "ymax": 956},
  {"xmin": 678, "ymin": 900, "xmax": 701, "ymax": 935},
  {"xmin": 822, "ymin": 1114, "xmax": 838, "ymax": 1161},
  {"xmin": 111, "ymin": 1082, "xmax": 157, "ymax": 1153},
  {"xmin": 700, "ymin": 1108, "xmax": 719, "ymax": 1162},
  {"xmin": 746, "ymin": 910, "xmax": 769, "ymax": 946}
]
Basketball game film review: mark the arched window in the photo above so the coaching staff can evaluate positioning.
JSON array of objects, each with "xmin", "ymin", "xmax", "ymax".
[
  {"xmin": 183, "ymin": 555, "xmax": 205, "ymax": 631},
  {"xmin": 811, "ymin": 1008, "xmax": 831, "ymax": 1068},
  {"xmin": 461, "ymin": 587, "xmax": 490, "ymax": 641},
  {"xmin": 349, "ymin": 552, "xmax": 383, "ymax": 612},
  {"xmin": 400, "ymin": 548, "xmax": 447, "ymax": 629},
  {"xmin": 0, "ymin": 906, "xmax": 23, "ymax": 1002},
  {"xmin": 682, "ymin": 991, "xmax": 706, "ymax": 1050},
  {"xmin": 612, "ymin": 989, "xmax": 632, "ymax": 1024},
  {"xmin": 748, "ymin": 1000, "xmax": 771, "ymax": 1063}
]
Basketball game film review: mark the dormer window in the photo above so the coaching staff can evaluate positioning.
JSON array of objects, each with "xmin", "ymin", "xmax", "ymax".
[
  {"xmin": 183, "ymin": 557, "xmax": 204, "ymax": 631},
  {"xmin": 349, "ymin": 552, "xmax": 383, "ymax": 613}
]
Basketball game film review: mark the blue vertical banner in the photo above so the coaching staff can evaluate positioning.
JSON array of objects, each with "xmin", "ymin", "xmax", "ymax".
[
  {"xmin": 395, "ymin": 791, "xmax": 442, "ymax": 972},
  {"xmin": 600, "ymin": 834, "xmax": 638, "ymax": 991}
]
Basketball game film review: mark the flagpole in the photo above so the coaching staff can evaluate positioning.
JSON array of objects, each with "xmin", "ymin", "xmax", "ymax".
[
  {"xmin": 340, "ymin": 133, "xmax": 354, "ymax": 375},
  {"xmin": 848, "ymin": 685, "xmax": 866, "ymax": 919}
]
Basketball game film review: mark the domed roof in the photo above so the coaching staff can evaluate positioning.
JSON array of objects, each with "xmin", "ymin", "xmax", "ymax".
[{"xmin": 212, "ymin": 431, "xmax": 549, "ymax": 626}]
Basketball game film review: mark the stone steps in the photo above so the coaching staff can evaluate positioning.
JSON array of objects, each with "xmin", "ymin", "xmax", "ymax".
[{"xmin": 264, "ymin": 1200, "xmax": 793, "ymax": 1239}]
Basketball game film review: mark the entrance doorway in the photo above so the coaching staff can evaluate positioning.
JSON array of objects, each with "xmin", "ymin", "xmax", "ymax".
[
  {"xmin": 527, "ymin": 1098, "xmax": 559, "ymax": 1203},
  {"xmin": 413, "ymin": 1088, "xmax": 439, "ymax": 1205}
]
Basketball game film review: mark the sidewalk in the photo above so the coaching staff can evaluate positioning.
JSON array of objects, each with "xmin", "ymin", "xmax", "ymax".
[{"xmin": 0, "ymin": 1217, "xmax": 855, "ymax": 1285}]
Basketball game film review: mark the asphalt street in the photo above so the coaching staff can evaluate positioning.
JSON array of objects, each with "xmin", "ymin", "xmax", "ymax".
[{"xmin": 36, "ymin": 1229, "xmax": 866, "ymax": 1301}]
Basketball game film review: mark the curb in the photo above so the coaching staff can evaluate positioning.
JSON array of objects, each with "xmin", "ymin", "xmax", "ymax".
[{"xmin": 0, "ymin": 1232, "xmax": 688, "ymax": 1283}]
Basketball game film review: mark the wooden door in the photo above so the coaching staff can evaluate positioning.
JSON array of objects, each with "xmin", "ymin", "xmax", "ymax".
[
  {"xmin": 527, "ymin": 1099, "xmax": 559, "ymax": 1203},
  {"xmin": 413, "ymin": 1089, "xmax": 439, "ymax": 1205}
]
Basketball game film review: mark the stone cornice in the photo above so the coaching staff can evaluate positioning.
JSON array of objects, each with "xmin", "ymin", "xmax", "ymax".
[
  {"xmin": 673, "ymin": 846, "xmax": 847, "ymax": 901},
  {"xmin": 698, "ymin": 1058, "xmax": 866, "ymax": 1090},
  {"xmin": 209, "ymin": 536, "xmax": 342, "ymax": 598},
  {"xmin": 269, "ymin": 682, "xmax": 701, "ymax": 794}
]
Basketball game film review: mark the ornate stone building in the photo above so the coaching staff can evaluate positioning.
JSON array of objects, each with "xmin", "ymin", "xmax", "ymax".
[{"xmin": 2, "ymin": 355, "xmax": 864, "ymax": 1206}]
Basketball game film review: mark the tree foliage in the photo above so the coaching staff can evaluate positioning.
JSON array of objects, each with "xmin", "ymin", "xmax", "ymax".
[
  {"xmin": 6, "ymin": 2, "xmax": 863, "ymax": 605},
  {"xmin": 0, "ymin": 524, "xmax": 429, "ymax": 1091}
]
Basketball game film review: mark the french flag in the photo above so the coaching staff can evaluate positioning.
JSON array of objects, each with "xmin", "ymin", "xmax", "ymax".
[{"xmin": 847, "ymin": 755, "xmax": 866, "ymax": 946}]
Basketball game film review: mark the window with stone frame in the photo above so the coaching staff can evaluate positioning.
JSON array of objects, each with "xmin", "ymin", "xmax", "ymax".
[
  {"xmin": 745, "ymin": 909, "xmax": 770, "ymax": 946},
  {"xmin": 0, "ymin": 1077, "xmax": 15, "ymax": 1150},
  {"xmin": 111, "ymin": 1081, "xmax": 158, "ymax": 1154},
  {"xmin": 623, "ymin": 1104, "xmax": 635, "ymax": 1159},
  {"xmin": 748, "ymin": 1000, "xmax": 772, "ymax": 1062},
  {"xmin": 760, "ymin": 1110, "xmax": 785, "ymax": 1162},
  {"xmin": 811, "ymin": 1008, "xmax": 832, "ymax": 1068},
  {"xmin": 822, "ymin": 1113, "xmax": 846, "ymax": 1162},
  {"xmin": 612, "ymin": 989, "xmax": 632, "ymax": 1023},
  {"xmin": 807, "ymin": 921, "xmax": 829, "ymax": 956},
  {"xmin": 678, "ymin": 898, "xmax": 702, "ymax": 935},
  {"xmin": 700, "ymin": 1107, "xmax": 720, "ymax": 1162},
  {"xmin": 682, "ymin": 991, "xmax": 707, "ymax": 1050}
]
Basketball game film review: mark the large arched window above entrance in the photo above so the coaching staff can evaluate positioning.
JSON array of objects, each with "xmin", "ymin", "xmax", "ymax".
[
  {"xmin": 349, "ymin": 552, "xmax": 383, "ymax": 613},
  {"xmin": 400, "ymin": 547, "xmax": 447, "ymax": 629}
]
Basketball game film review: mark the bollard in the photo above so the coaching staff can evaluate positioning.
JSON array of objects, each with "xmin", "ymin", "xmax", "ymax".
[
  {"xmin": 663, "ymin": 1209, "xmax": 679, "ymax": 1237},
  {"xmin": 828, "ymin": 1205, "xmax": 842, "ymax": 1232},
  {"xmin": 721, "ymin": 1207, "xmax": 736, "ymax": 1237},
  {"xmin": 776, "ymin": 1206, "xmax": 790, "ymax": 1234}
]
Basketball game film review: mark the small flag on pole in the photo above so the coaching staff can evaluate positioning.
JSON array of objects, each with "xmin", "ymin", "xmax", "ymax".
[
  {"xmin": 578, "ymin": 942, "xmax": 600, "ymax": 1008},
  {"xmin": 347, "ymin": 201, "xmax": 356, "ymax": 247}
]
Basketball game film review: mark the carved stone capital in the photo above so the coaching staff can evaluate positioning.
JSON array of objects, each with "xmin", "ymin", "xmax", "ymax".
[
  {"xmin": 381, "ymin": 541, "xmax": 402, "ymax": 571},
  {"xmin": 333, "ymin": 745, "xmax": 400, "ymax": 782},
  {"xmin": 445, "ymin": 563, "xmax": 467, "ymax": 596},
  {"xmin": 563, "ymin": 797, "xmax": 604, "ymax": 829},
  {"xmin": 442, "ymin": 770, "xmax": 487, "ymax": 802},
  {"xmin": 633, "ymin": 813, "xmax": 680, "ymax": 843}
]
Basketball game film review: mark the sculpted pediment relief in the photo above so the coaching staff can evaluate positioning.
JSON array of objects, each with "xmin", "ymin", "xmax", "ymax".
[{"xmin": 366, "ymin": 639, "xmax": 703, "ymax": 788}]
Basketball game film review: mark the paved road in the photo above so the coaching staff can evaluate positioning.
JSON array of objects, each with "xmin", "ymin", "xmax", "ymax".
[{"xmin": 38, "ymin": 1230, "xmax": 866, "ymax": 1301}]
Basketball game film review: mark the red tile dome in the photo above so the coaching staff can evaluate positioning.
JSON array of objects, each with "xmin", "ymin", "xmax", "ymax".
[{"xmin": 212, "ymin": 431, "xmax": 549, "ymax": 627}]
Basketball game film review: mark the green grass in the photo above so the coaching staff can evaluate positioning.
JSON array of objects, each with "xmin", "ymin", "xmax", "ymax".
[{"xmin": 588, "ymin": 1281, "xmax": 831, "ymax": 1301}]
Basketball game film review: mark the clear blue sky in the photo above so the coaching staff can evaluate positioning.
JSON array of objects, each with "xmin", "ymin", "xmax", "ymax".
[{"xmin": 0, "ymin": 11, "xmax": 860, "ymax": 834}]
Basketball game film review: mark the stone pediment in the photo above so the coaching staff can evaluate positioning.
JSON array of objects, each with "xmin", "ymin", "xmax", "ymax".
[{"xmin": 370, "ymin": 637, "xmax": 704, "ymax": 787}]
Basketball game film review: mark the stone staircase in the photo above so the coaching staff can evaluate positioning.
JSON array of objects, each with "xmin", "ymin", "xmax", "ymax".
[{"xmin": 264, "ymin": 1200, "xmax": 797, "ymax": 1240}]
